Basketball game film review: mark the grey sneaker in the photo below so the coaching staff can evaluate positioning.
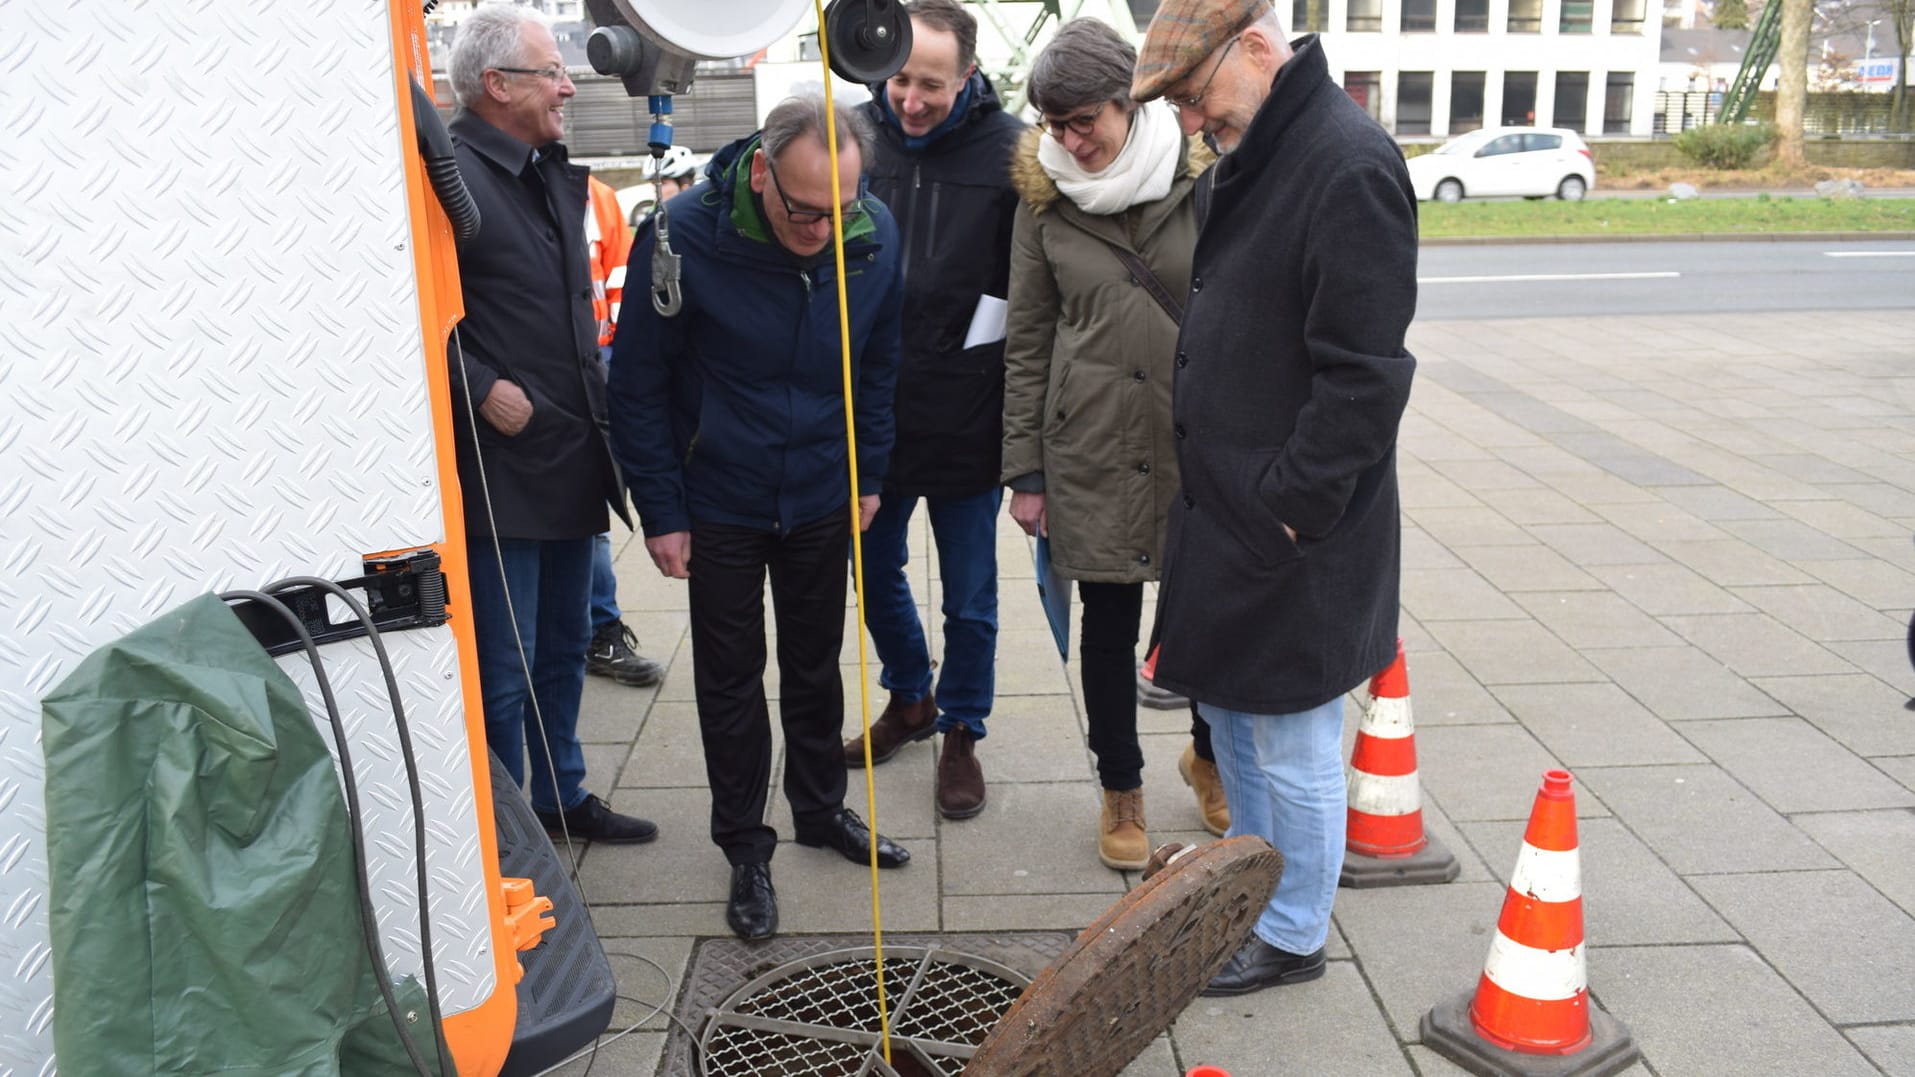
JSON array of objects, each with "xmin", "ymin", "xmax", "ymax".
[{"xmin": 586, "ymin": 621, "xmax": 665, "ymax": 686}]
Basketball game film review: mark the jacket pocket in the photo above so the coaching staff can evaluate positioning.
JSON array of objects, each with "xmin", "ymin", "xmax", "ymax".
[{"xmin": 1228, "ymin": 449, "xmax": 1305, "ymax": 569}]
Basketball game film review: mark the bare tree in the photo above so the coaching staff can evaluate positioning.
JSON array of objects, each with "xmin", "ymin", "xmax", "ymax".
[{"xmin": 1774, "ymin": 0, "xmax": 1813, "ymax": 168}]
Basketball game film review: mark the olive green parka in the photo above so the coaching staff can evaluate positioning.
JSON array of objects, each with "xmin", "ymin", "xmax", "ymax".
[{"xmin": 1001, "ymin": 124, "xmax": 1214, "ymax": 582}]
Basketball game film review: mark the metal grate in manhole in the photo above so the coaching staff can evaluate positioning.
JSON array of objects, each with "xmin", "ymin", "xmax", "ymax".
[
  {"xmin": 659, "ymin": 933, "xmax": 1072, "ymax": 1077},
  {"xmin": 699, "ymin": 948, "xmax": 1027, "ymax": 1077}
]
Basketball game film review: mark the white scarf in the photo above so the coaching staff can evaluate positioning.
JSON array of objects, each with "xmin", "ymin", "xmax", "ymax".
[{"xmin": 1038, "ymin": 100, "xmax": 1183, "ymax": 216}]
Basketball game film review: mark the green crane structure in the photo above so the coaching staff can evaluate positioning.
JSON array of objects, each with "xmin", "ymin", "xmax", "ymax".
[{"xmin": 1718, "ymin": 0, "xmax": 1785, "ymax": 122}]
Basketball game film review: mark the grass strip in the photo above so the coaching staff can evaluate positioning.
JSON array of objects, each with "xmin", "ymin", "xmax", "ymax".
[{"xmin": 1418, "ymin": 195, "xmax": 1915, "ymax": 238}]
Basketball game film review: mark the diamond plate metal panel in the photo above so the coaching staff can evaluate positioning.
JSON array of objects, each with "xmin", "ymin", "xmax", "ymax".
[{"xmin": 0, "ymin": 2, "xmax": 492, "ymax": 1071}]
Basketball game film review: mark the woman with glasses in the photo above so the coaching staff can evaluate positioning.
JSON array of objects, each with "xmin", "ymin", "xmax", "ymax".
[{"xmin": 1002, "ymin": 18, "xmax": 1218, "ymax": 872}]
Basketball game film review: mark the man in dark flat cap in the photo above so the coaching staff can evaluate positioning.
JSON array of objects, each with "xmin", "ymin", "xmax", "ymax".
[{"xmin": 1134, "ymin": 0, "xmax": 1418, "ymax": 996}]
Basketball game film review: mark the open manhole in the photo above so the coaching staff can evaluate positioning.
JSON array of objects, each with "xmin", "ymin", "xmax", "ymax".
[
  {"xmin": 661, "ymin": 933, "xmax": 1071, "ymax": 1077},
  {"xmin": 698, "ymin": 947, "xmax": 1027, "ymax": 1076}
]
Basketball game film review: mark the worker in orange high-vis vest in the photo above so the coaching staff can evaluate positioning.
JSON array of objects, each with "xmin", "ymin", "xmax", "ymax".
[
  {"xmin": 584, "ymin": 175, "xmax": 632, "ymax": 361},
  {"xmin": 582, "ymin": 174, "xmax": 666, "ymax": 688}
]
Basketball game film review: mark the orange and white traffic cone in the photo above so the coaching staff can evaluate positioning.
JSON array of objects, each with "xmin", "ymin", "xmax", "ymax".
[
  {"xmin": 1421, "ymin": 769, "xmax": 1639, "ymax": 1077},
  {"xmin": 1340, "ymin": 639, "xmax": 1459, "ymax": 888}
]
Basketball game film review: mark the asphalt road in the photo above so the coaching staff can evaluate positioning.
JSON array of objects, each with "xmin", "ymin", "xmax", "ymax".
[{"xmin": 1414, "ymin": 238, "xmax": 1915, "ymax": 320}]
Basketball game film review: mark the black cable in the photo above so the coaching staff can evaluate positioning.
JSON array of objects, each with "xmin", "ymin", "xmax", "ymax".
[
  {"xmin": 263, "ymin": 577, "xmax": 455, "ymax": 1077},
  {"xmin": 220, "ymin": 590, "xmax": 437, "ymax": 1077}
]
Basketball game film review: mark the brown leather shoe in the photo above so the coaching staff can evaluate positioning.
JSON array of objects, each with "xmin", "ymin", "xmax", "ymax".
[
  {"xmin": 1099, "ymin": 787, "xmax": 1149, "ymax": 871},
  {"xmin": 936, "ymin": 729, "xmax": 986, "ymax": 819},
  {"xmin": 1179, "ymin": 742, "xmax": 1230, "ymax": 837},
  {"xmin": 844, "ymin": 693, "xmax": 937, "ymax": 767}
]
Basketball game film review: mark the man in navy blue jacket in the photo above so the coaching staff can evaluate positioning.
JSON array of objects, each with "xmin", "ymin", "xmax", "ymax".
[{"xmin": 609, "ymin": 96, "xmax": 910, "ymax": 942}]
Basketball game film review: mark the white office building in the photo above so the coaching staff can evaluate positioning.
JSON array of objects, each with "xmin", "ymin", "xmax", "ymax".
[{"xmin": 1233, "ymin": 0, "xmax": 1664, "ymax": 136}]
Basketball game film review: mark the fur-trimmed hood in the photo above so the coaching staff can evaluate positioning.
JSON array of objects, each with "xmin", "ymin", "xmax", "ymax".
[{"xmin": 1009, "ymin": 123, "xmax": 1216, "ymax": 214}]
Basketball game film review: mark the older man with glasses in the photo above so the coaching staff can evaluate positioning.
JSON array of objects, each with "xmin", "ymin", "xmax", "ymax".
[
  {"xmin": 445, "ymin": 5, "xmax": 658, "ymax": 846},
  {"xmin": 1131, "ymin": 0, "xmax": 1419, "ymax": 996},
  {"xmin": 609, "ymin": 95, "xmax": 911, "ymax": 942}
]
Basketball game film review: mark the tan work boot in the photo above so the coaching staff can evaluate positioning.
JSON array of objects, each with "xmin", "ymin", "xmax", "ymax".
[
  {"xmin": 1179, "ymin": 742, "xmax": 1230, "ymax": 837},
  {"xmin": 1099, "ymin": 788, "xmax": 1149, "ymax": 871},
  {"xmin": 844, "ymin": 693, "xmax": 936, "ymax": 767},
  {"xmin": 935, "ymin": 728, "xmax": 986, "ymax": 819}
]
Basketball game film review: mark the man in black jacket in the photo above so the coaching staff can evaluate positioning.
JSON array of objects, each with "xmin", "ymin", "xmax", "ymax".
[
  {"xmin": 1133, "ymin": 0, "xmax": 1418, "ymax": 995},
  {"xmin": 844, "ymin": 0, "xmax": 1026, "ymax": 823},
  {"xmin": 447, "ymin": 6, "xmax": 655, "ymax": 844}
]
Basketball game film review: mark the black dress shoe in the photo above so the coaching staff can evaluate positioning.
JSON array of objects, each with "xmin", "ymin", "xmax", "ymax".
[
  {"xmin": 794, "ymin": 808, "xmax": 911, "ymax": 868},
  {"xmin": 1200, "ymin": 938, "xmax": 1326, "ymax": 996},
  {"xmin": 535, "ymin": 793, "xmax": 658, "ymax": 844},
  {"xmin": 726, "ymin": 862, "xmax": 778, "ymax": 940}
]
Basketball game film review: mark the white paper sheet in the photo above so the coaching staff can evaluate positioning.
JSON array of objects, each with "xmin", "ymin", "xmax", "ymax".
[{"xmin": 963, "ymin": 294, "xmax": 1009, "ymax": 349}]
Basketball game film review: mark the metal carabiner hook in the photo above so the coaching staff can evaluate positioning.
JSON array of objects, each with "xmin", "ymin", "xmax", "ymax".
[{"xmin": 650, "ymin": 191, "xmax": 683, "ymax": 318}]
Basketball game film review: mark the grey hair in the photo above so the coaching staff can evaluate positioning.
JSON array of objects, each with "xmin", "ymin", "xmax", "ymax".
[
  {"xmin": 1249, "ymin": 5, "xmax": 1288, "ymax": 37},
  {"xmin": 760, "ymin": 94, "xmax": 876, "ymax": 164},
  {"xmin": 1028, "ymin": 19, "xmax": 1138, "ymax": 117},
  {"xmin": 449, "ymin": 5, "xmax": 550, "ymax": 109}
]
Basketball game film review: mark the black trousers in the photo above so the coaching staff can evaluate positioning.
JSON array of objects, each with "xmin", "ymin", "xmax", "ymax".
[
  {"xmin": 689, "ymin": 513, "xmax": 850, "ymax": 865},
  {"xmin": 1080, "ymin": 580, "xmax": 1147, "ymax": 791}
]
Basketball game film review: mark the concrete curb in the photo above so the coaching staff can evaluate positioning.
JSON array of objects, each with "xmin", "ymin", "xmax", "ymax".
[{"xmin": 1422, "ymin": 230, "xmax": 1915, "ymax": 246}]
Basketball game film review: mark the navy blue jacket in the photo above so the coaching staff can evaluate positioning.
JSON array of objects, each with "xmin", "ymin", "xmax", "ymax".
[{"xmin": 609, "ymin": 134, "xmax": 903, "ymax": 537}]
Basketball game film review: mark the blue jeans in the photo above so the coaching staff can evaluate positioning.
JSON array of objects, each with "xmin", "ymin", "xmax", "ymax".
[
  {"xmin": 468, "ymin": 536, "xmax": 595, "ymax": 813},
  {"xmin": 859, "ymin": 488, "xmax": 1002, "ymax": 737},
  {"xmin": 1199, "ymin": 697, "xmax": 1348, "ymax": 954},
  {"xmin": 590, "ymin": 532, "xmax": 620, "ymax": 633}
]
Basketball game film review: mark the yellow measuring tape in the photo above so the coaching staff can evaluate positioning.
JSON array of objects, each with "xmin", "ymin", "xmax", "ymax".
[{"xmin": 810, "ymin": 0, "xmax": 894, "ymax": 1063}]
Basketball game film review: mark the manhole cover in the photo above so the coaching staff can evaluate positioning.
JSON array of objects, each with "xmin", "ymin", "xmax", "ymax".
[
  {"xmin": 966, "ymin": 836, "xmax": 1282, "ymax": 1076},
  {"xmin": 698, "ymin": 947, "xmax": 1027, "ymax": 1076},
  {"xmin": 660, "ymin": 933, "xmax": 1072, "ymax": 1077}
]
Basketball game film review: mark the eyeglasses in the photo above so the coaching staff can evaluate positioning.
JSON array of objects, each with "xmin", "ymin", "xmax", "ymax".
[
  {"xmin": 763, "ymin": 153, "xmax": 867, "ymax": 225},
  {"xmin": 1165, "ymin": 37, "xmax": 1239, "ymax": 111},
  {"xmin": 1042, "ymin": 101, "xmax": 1106, "ymax": 141},
  {"xmin": 493, "ymin": 65, "xmax": 571, "ymax": 85}
]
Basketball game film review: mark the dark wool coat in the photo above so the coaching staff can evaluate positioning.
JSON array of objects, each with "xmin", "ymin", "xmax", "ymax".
[
  {"xmin": 1151, "ymin": 37, "xmax": 1418, "ymax": 714},
  {"xmin": 1002, "ymin": 125, "xmax": 1213, "ymax": 583},
  {"xmin": 860, "ymin": 74, "xmax": 1026, "ymax": 497},
  {"xmin": 608, "ymin": 133, "xmax": 902, "ymax": 538},
  {"xmin": 449, "ymin": 112, "xmax": 624, "ymax": 541}
]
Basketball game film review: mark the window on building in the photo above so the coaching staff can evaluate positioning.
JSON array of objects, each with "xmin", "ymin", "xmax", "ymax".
[
  {"xmin": 1397, "ymin": 72, "xmax": 1434, "ymax": 134},
  {"xmin": 1454, "ymin": 0, "xmax": 1490, "ymax": 31},
  {"xmin": 1402, "ymin": 0, "xmax": 1438, "ymax": 32},
  {"xmin": 1603, "ymin": 72, "xmax": 1634, "ymax": 132},
  {"xmin": 1450, "ymin": 71, "xmax": 1487, "ymax": 133},
  {"xmin": 1291, "ymin": 0, "xmax": 1326, "ymax": 31},
  {"xmin": 1560, "ymin": 0, "xmax": 1594, "ymax": 32},
  {"xmin": 1554, "ymin": 71, "xmax": 1590, "ymax": 130},
  {"xmin": 1507, "ymin": 0, "xmax": 1543, "ymax": 31},
  {"xmin": 1344, "ymin": 71, "xmax": 1383, "ymax": 120},
  {"xmin": 1503, "ymin": 71, "xmax": 1538, "ymax": 125},
  {"xmin": 1611, "ymin": 0, "xmax": 1646, "ymax": 32},
  {"xmin": 1346, "ymin": 0, "xmax": 1383, "ymax": 31}
]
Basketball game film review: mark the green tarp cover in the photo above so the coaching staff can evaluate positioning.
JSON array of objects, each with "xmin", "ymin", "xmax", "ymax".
[{"xmin": 41, "ymin": 593, "xmax": 440, "ymax": 1076}]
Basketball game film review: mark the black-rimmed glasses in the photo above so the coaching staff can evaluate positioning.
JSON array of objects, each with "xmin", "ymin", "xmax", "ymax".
[
  {"xmin": 763, "ymin": 153, "xmax": 867, "ymax": 224},
  {"xmin": 1165, "ymin": 37, "xmax": 1239, "ymax": 111},
  {"xmin": 1042, "ymin": 101, "xmax": 1107, "ymax": 140}
]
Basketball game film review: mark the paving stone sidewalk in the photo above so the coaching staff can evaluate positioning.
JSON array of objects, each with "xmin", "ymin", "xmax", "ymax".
[{"xmin": 551, "ymin": 308, "xmax": 1915, "ymax": 1076}]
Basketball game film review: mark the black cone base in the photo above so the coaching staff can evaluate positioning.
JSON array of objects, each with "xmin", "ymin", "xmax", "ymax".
[
  {"xmin": 1421, "ymin": 991, "xmax": 1640, "ymax": 1077},
  {"xmin": 1340, "ymin": 832, "xmax": 1462, "ymax": 888}
]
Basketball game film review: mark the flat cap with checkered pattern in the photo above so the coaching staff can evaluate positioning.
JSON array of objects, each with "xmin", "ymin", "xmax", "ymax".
[{"xmin": 1131, "ymin": 0, "xmax": 1271, "ymax": 102}]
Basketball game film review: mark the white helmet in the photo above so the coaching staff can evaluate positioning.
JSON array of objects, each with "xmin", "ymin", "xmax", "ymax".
[{"xmin": 650, "ymin": 145, "xmax": 699, "ymax": 181}]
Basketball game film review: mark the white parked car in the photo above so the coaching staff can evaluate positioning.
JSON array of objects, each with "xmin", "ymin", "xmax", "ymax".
[{"xmin": 1406, "ymin": 127, "xmax": 1595, "ymax": 203}]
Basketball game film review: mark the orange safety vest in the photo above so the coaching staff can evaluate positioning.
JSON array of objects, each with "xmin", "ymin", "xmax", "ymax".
[{"xmin": 584, "ymin": 176, "xmax": 632, "ymax": 348}]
